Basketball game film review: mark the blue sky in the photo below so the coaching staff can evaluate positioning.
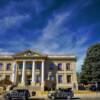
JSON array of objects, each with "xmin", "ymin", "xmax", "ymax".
[{"xmin": 0, "ymin": 0, "xmax": 100, "ymax": 72}]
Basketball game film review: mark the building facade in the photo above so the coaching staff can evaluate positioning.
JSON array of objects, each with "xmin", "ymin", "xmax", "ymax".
[{"xmin": 0, "ymin": 50, "xmax": 78, "ymax": 91}]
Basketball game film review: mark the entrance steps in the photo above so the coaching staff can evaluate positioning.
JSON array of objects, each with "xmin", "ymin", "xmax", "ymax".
[{"xmin": 14, "ymin": 85, "xmax": 42, "ymax": 96}]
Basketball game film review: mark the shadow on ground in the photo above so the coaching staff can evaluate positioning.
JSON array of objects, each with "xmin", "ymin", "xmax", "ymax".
[{"xmin": 29, "ymin": 97, "xmax": 80, "ymax": 100}]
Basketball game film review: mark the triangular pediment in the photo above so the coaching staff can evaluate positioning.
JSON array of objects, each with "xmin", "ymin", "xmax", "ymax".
[{"xmin": 13, "ymin": 49, "xmax": 43, "ymax": 57}]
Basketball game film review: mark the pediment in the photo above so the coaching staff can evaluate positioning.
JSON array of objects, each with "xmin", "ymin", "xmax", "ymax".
[{"xmin": 13, "ymin": 49, "xmax": 43, "ymax": 57}]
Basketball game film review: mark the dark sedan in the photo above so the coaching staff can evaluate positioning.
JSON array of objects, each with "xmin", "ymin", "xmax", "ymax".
[
  {"xmin": 48, "ymin": 88, "xmax": 74, "ymax": 100},
  {"xmin": 3, "ymin": 89, "xmax": 34, "ymax": 100}
]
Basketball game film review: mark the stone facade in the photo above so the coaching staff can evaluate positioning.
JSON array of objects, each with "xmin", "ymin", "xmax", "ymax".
[{"xmin": 0, "ymin": 50, "xmax": 78, "ymax": 91}]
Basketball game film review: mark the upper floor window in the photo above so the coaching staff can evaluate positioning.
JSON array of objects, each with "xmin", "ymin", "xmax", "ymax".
[
  {"xmin": 66, "ymin": 63, "xmax": 70, "ymax": 70},
  {"xmin": 6, "ymin": 63, "xmax": 11, "ymax": 70},
  {"xmin": 36, "ymin": 63, "xmax": 41, "ymax": 69},
  {"xmin": 67, "ymin": 75, "xmax": 71, "ymax": 83},
  {"xmin": 49, "ymin": 63, "xmax": 54, "ymax": 70},
  {"xmin": 0, "ymin": 63, "xmax": 3, "ymax": 70},
  {"xmin": 26, "ymin": 63, "xmax": 32, "ymax": 70},
  {"xmin": 58, "ymin": 63, "xmax": 62, "ymax": 70},
  {"xmin": 58, "ymin": 75, "xmax": 62, "ymax": 83}
]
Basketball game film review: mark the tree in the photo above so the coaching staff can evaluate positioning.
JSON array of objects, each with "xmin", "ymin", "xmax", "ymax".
[{"xmin": 80, "ymin": 43, "xmax": 100, "ymax": 84}]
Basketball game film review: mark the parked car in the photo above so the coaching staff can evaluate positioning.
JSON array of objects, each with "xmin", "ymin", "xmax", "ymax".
[
  {"xmin": 89, "ymin": 85, "xmax": 97, "ymax": 91},
  {"xmin": 3, "ymin": 89, "xmax": 35, "ymax": 100},
  {"xmin": 48, "ymin": 88, "xmax": 74, "ymax": 100},
  {"xmin": 78, "ymin": 85, "xmax": 86, "ymax": 90}
]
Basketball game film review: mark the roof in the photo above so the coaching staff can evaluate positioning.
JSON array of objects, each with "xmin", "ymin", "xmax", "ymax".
[{"xmin": 0, "ymin": 49, "xmax": 76, "ymax": 60}]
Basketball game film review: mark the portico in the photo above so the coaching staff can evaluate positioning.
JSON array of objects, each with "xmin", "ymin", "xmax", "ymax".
[{"xmin": 12, "ymin": 60, "xmax": 45, "ymax": 90}]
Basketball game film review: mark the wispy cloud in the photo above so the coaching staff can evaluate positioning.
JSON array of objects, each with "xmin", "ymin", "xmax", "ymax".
[
  {"xmin": 0, "ymin": 0, "xmax": 99, "ymax": 72},
  {"xmin": 0, "ymin": 14, "xmax": 30, "ymax": 34},
  {"xmin": 30, "ymin": 9, "xmax": 93, "ymax": 71}
]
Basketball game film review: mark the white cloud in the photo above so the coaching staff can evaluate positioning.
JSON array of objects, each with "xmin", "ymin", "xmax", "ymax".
[
  {"xmin": 0, "ymin": 0, "xmax": 94, "ymax": 72},
  {"xmin": 29, "ymin": 9, "xmax": 93, "ymax": 72},
  {"xmin": 0, "ymin": 48, "xmax": 14, "ymax": 55},
  {"xmin": 0, "ymin": 14, "xmax": 30, "ymax": 34}
]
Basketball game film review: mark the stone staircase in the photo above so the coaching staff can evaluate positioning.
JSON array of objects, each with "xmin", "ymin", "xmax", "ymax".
[{"xmin": 14, "ymin": 85, "xmax": 41, "ymax": 96}]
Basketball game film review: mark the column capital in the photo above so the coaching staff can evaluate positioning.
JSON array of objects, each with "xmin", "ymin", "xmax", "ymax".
[
  {"xmin": 41, "ymin": 60, "xmax": 45, "ymax": 62},
  {"xmin": 22, "ymin": 60, "xmax": 26, "ymax": 62}
]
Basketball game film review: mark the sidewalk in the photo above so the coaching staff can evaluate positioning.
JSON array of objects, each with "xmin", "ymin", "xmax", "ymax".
[{"xmin": 75, "ymin": 93, "xmax": 100, "ymax": 98}]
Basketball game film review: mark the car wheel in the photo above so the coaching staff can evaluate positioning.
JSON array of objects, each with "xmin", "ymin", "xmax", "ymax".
[{"xmin": 51, "ymin": 96, "xmax": 55, "ymax": 100}]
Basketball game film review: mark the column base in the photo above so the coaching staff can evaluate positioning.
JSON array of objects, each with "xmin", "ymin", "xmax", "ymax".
[
  {"xmin": 20, "ymin": 82, "xmax": 25, "ymax": 86},
  {"xmin": 41, "ymin": 83, "xmax": 44, "ymax": 91},
  {"xmin": 31, "ymin": 82, "xmax": 35, "ymax": 86}
]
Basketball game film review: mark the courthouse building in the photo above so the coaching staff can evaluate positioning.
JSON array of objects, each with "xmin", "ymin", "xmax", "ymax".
[{"xmin": 0, "ymin": 49, "xmax": 78, "ymax": 91}]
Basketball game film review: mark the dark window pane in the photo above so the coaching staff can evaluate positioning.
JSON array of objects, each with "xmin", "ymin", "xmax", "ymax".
[
  {"xmin": 26, "ymin": 63, "xmax": 32, "ymax": 69},
  {"xmin": 58, "ymin": 75, "xmax": 62, "ymax": 83},
  {"xmin": 58, "ymin": 63, "xmax": 62, "ymax": 70},
  {"xmin": 49, "ymin": 63, "xmax": 54, "ymax": 70},
  {"xmin": 6, "ymin": 63, "xmax": 11, "ymax": 70},
  {"xmin": 50, "ymin": 75, "xmax": 54, "ymax": 81},
  {"xmin": 19, "ymin": 63, "xmax": 23, "ymax": 69},
  {"xmin": 66, "ymin": 63, "xmax": 70, "ymax": 70},
  {"xmin": 0, "ymin": 63, "xmax": 3, "ymax": 70},
  {"xmin": 36, "ymin": 63, "xmax": 41, "ymax": 69},
  {"xmin": 67, "ymin": 75, "xmax": 71, "ymax": 83},
  {"xmin": 36, "ymin": 75, "xmax": 41, "ymax": 82}
]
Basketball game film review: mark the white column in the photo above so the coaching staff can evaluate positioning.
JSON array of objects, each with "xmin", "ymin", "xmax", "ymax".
[
  {"xmin": 21, "ymin": 61, "xmax": 26, "ymax": 84},
  {"xmin": 12, "ymin": 62, "xmax": 16, "ymax": 84},
  {"xmin": 31, "ymin": 60, "xmax": 35, "ymax": 85},
  {"xmin": 41, "ymin": 60, "xmax": 44, "ymax": 90}
]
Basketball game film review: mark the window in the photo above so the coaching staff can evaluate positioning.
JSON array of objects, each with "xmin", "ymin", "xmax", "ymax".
[
  {"xmin": 26, "ymin": 63, "xmax": 32, "ymax": 70},
  {"xmin": 66, "ymin": 63, "xmax": 70, "ymax": 70},
  {"xmin": 49, "ymin": 75, "xmax": 54, "ymax": 81},
  {"xmin": 0, "ymin": 63, "xmax": 3, "ymax": 70},
  {"xmin": 6, "ymin": 75, "xmax": 10, "ymax": 80},
  {"xmin": 49, "ymin": 63, "xmax": 54, "ymax": 70},
  {"xmin": 58, "ymin": 75, "xmax": 62, "ymax": 83},
  {"xmin": 67, "ymin": 75, "xmax": 71, "ymax": 83},
  {"xmin": 58, "ymin": 63, "xmax": 62, "ymax": 70},
  {"xmin": 36, "ymin": 75, "xmax": 41, "ymax": 83},
  {"xmin": 6, "ymin": 63, "xmax": 11, "ymax": 70},
  {"xmin": 36, "ymin": 63, "xmax": 41, "ymax": 69},
  {"xmin": 19, "ymin": 63, "xmax": 23, "ymax": 69}
]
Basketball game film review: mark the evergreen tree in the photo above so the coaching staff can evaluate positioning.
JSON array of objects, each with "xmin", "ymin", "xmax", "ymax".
[{"xmin": 80, "ymin": 43, "xmax": 100, "ymax": 83}]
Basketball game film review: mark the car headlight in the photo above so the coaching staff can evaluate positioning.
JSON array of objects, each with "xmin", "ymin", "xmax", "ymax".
[{"xmin": 48, "ymin": 93, "xmax": 51, "ymax": 96}]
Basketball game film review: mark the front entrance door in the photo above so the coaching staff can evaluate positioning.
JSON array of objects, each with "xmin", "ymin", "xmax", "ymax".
[{"xmin": 26, "ymin": 75, "xmax": 31, "ymax": 85}]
